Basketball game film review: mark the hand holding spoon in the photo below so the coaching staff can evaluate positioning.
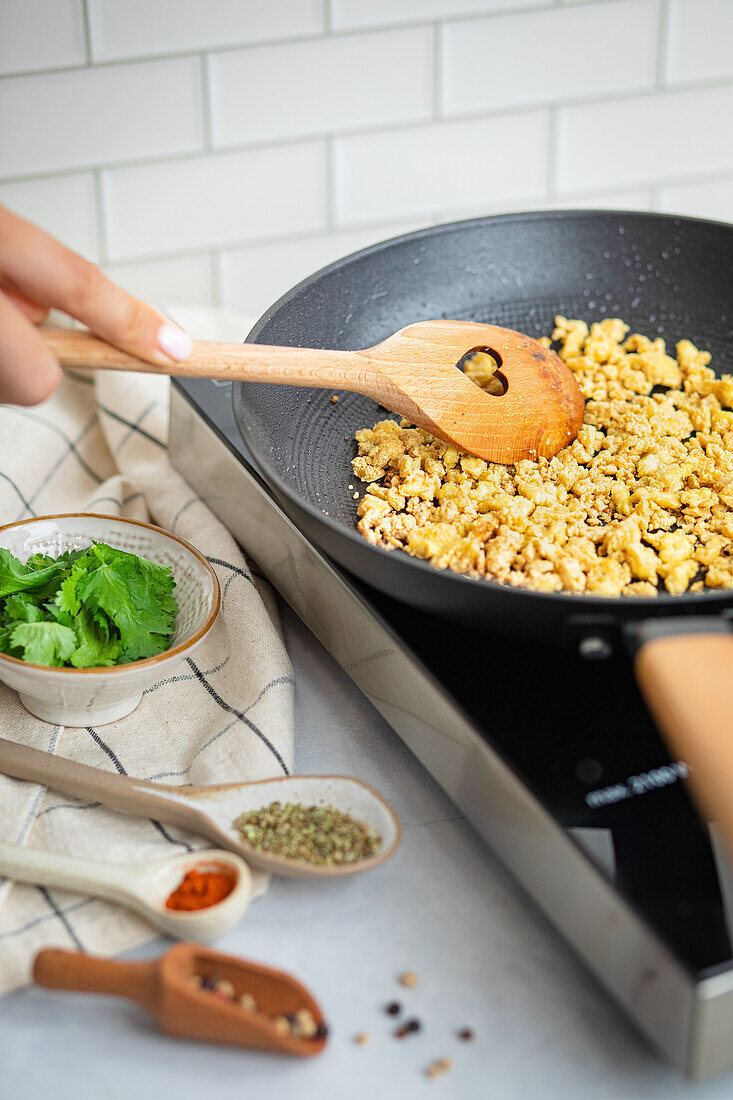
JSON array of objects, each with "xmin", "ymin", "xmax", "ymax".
[
  {"xmin": 0, "ymin": 736, "xmax": 401, "ymax": 879},
  {"xmin": 42, "ymin": 320, "xmax": 585, "ymax": 463},
  {"xmin": 0, "ymin": 842, "xmax": 253, "ymax": 940}
]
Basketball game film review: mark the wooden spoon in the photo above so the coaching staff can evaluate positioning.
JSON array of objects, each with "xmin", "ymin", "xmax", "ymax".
[
  {"xmin": 33, "ymin": 943, "xmax": 327, "ymax": 1056},
  {"xmin": 0, "ymin": 842, "xmax": 254, "ymax": 940},
  {"xmin": 0, "ymin": 736, "xmax": 401, "ymax": 880},
  {"xmin": 42, "ymin": 321, "xmax": 585, "ymax": 463}
]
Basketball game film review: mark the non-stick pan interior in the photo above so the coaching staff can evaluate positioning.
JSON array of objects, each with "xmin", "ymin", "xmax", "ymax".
[{"xmin": 234, "ymin": 211, "xmax": 733, "ymax": 622}]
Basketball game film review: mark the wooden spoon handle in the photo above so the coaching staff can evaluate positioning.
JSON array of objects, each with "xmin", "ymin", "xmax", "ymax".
[
  {"xmin": 0, "ymin": 840, "xmax": 135, "ymax": 901},
  {"xmin": 634, "ymin": 631, "xmax": 733, "ymax": 856},
  {"xmin": 42, "ymin": 327, "xmax": 371, "ymax": 391},
  {"xmin": 0, "ymin": 736, "xmax": 210, "ymax": 838},
  {"xmin": 34, "ymin": 949, "xmax": 155, "ymax": 1005}
]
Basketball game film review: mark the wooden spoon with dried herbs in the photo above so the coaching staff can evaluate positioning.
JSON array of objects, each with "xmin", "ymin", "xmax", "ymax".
[{"xmin": 0, "ymin": 737, "xmax": 401, "ymax": 880}]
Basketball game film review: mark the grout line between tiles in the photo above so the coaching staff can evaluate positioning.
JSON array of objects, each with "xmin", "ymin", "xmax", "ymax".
[
  {"xmin": 655, "ymin": 0, "xmax": 672, "ymax": 89},
  {"xmin": 325, "ymin": 138, "xmax": 336, "ymax": 231},
  {"xmin": 210, "ymin": 250, "xmax": 222, "ymax": 309},
  {"xmin": 92, "ymin": 170, "xmax": 109, "ymax": 265},
  {"xmin": 432, "ymin": 22, "xmax": 442, "ymax": 119},
  {"xmin": 3, "ymin": 72, "xmax": 733, "ymax": 188},
  {"xmin": 200, "ymin": 53, "xmax": 213, "ymax": 151},
  {"xmin": 80, "ymin": 0, "xmax": 92, "ymax": 65},
  {"xmin": 546, "ymin": 107, "xmax": 559, "ymax": 199}
]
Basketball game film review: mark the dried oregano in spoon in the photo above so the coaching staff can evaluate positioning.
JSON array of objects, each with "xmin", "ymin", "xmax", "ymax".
[{"xmin": 232, "ymin": 801, "xmax": 381, "ymax": 866}]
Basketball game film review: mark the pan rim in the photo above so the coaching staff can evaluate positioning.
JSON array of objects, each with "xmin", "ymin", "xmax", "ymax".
[{"xmin": 239, "ymin": 208, "xmax": 733, "ymax": 612}]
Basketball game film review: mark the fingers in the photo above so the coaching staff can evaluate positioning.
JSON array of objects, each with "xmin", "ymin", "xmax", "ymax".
[
  {"xmin": 0, "ymin": 292, "xmax": 62, "ymax": 406},
  {"xmin": 0, "ymin": 205, "xmax": 191, "ymax": 366},
  {"xmin": 0, "ymin": 277, "xmax": 49, "ymax": 325}
]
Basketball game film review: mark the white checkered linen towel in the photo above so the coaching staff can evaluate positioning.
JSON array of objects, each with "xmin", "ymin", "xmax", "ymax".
[{"xmin": 0, "ymin": 308, "xmax": 293, "ymax": 994}]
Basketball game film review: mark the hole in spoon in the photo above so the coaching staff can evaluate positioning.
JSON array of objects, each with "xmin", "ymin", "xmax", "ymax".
[{"xmin": 457, "ymin": 347, "xmax": 508, "ymax": 396}]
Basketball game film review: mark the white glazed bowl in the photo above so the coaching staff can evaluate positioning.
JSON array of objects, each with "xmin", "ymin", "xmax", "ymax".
[{"xmin": 0, "ymin": 514, "xmax": 220, "ymax": 726}]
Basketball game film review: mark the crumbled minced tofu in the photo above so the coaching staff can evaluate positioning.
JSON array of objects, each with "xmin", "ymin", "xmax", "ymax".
[{"xmin": 352, "ymin": 318, "xmax": 733, "ymax": 597}]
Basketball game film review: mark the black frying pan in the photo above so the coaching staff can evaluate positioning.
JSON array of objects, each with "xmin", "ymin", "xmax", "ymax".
[{"xmin": 234, "ymin": 210, "xmax": 733, "ymax": 848}]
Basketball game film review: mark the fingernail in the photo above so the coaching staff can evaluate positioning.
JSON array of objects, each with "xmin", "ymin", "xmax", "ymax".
[{"xmin": 157, "ymin": 323, "xmax": 192, "ymax": 362}]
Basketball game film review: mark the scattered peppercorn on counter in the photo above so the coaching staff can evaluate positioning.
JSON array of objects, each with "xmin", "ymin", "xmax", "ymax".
[{"xmin": 353, "ymin": 318, "xmax": 733, "ymax": 598}]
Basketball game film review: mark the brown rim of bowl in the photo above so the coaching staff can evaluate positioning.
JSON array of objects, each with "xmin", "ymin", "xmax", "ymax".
[{"xmin": 0, "ymin": 513, "xmax": 221, "ymax": 675}]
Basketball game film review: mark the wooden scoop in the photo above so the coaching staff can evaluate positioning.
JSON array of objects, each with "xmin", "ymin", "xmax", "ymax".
[
  {"xmin": 33, "ymin": 943, "xmax": 327, "ymax": 1056},
  {"xmin": 42, "ymin": 321, "xmax": 585, "ymax": 463},
  {"xmin": 0, "ymin": 736, "xmax": 401, "ymax": 880}
]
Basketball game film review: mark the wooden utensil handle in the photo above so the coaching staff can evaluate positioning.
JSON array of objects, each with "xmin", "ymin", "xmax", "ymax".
[
  {"xmin": 0, "ymin": 736, "xmax": 207, "ymax": 836},
  {"xmin": 42, "ymin": 327, "xmax": 372, "ymax": 391},
  {"xmin": 634, "ymin": 631, "xmax": 733, "ymax": 855},
  {"xmin": 34, "ymin": 949, "xmax": 154, "ymax": 1005},
  {"xmin": 0, "ymin": 840, "xmax": 130, "ymax": 899}
]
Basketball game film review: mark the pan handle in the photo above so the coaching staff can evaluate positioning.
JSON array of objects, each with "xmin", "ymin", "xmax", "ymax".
[{"xmin": 631, "ymin": 618, "xmax": 733, "ymax": 857}]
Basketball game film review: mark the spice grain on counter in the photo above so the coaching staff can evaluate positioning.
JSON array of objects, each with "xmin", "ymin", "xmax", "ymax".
[
  {"xmin": 232, "ymin": 801, "xmax": 381, "ymax": 865},
  {"xmin": 394, "ymin": 1018, "xmax": 421, "ymax": 1038}
]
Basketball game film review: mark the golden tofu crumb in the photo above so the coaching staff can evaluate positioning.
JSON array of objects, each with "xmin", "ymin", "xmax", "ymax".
[{"xmin": 352, "ymin": 318, "xmax": 733, "ymax": 597}]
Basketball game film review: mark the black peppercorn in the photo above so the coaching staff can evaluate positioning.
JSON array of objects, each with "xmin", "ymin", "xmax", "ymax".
[
  {"xmin": 458, "ymin": 1027, "xmax": 474, "ymax": 1041},
  {"xmin": 315, "ymin": 1022, "xmax": 329, "ymax": 1040},
  {"xmin": 385, "ymin": 1001, "xmax": 401, "ymax": 1016},
  {"xmin": 395, "ymin": 1018, "xmax": 421, "ymax": 1038}
]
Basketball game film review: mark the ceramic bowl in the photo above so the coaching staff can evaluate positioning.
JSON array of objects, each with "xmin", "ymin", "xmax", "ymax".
[{"xmin": 0, "ymin": 514, "xmax": 220, "ymax": 726}]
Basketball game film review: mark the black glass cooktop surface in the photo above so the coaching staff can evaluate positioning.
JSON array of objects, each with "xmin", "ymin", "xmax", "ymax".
[{"xmin": 174, "ymin": 376, "xmax": 733, "ymax": 980}]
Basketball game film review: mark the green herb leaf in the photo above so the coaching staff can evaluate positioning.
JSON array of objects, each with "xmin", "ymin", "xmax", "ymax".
[
  {"xmin": 0, "ymin": 542, "xmax": 177, "ymax": 667},
  {"xmin": 69, "ymin": 606, "xmax": 121, "ymax": 668},
  {"xmin": 3, "ymin": 593, "xmax": 47, "ymax": 623},
  {"xmin": 75, "ymin": 544, "xmax": 176, "ymax": 661},
  {"xmin": 10, "ymin": 622, "xmax": 77, "ymax": 666},
  {"xmin": 0, "ymin": 548, "xmax": 68, "ymax": 599}
]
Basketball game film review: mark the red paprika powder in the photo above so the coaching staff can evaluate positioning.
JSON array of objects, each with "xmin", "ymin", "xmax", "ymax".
[{"xmin": 165, "ymin": 866, "xmax": 235, "ymax": 911}]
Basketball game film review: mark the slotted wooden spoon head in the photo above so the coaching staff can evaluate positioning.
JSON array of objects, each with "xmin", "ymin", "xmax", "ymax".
[
  {"xmin": 362, "ymin": 320, "xmax": 585, "ymax": 463},
  {"xmin": 43, "ymin": 318, "xmax": 584, "ymax": 464}
]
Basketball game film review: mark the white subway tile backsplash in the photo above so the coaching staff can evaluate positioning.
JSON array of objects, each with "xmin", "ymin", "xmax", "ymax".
[
  {"xmin": 104, "ymin": 254, "xmax": 215, "ymax": 307},
  {"xmin": 331, "ymin": 0, "xmax": 532, "ymax": 31},
  {"xmin": 666, "ymin": 0, "xmax": 733, "ymax": 86},
  {"xmin": 556, "ymin": 85, "xmax": 733, "ymax": 194},
  {"xmin": 334, "ymin": 113, "xmax": 549, "ymax": 224},
  {"xmin": 87, "ymin": 0, "xmax": 324, "ymax": 62},
  {"xmin": 442, "ymin": 1, "xmax": 657, "ymax": 116},
  {"xmin": 659, "ymin": 177, "xmax": 733, "ymax": 224},
  {"xmin": 0, "ymin": 173, "xmax": 99, "ymax": 260},
  {"xmin": 103, "ymin": 142, "xmax": 328, "ymax": 261},
  {"xmin": 210, "ymin": 27, "xmax": 432, "ymax": 147},
  {"xmin": 219, "ymin": 221, "xmax": 427, "ymax": 317},
  {"xmin": 0, "ymin": 59, "xmax": 204, "ymax": 178},
  {"xmin": 0, "ymin": 0, "xmax": 86, "ymax": 76}
]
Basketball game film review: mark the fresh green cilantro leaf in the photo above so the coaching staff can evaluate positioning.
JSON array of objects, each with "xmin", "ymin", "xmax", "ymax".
[
  {"xmin": 4, "ymin": 593, "xmax": 47, "ymax": 622},
  {"xmin": 10, "ymin": 622, "xmax": 77, "ymax": 666},
  {"xmin": 25, "ymin": 553, "xmax": 57, "ymax": 569},
  {"xmin": 0, "ymin": 541, "xmax": 177, "ymax": 667},
  {"xmin": 75, "ymin": 544, "xmax": 176, "ymax": 661},
  {"xmin": 0, "ymin": 548, "xmax": 68, "ymax": 598},
  {"xmin": 69, "ymin": 606, "xmax": 121, "ymax": 668}
]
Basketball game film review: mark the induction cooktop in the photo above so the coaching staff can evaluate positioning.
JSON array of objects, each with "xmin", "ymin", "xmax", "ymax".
[{"xmin": 169, "ymin": 375, "xmax": 733, "ymax": 1080}]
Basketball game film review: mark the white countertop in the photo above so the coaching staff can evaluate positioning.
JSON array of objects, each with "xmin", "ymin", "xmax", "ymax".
[{"xmin": 1, "ymin": 604, "xmax": 730, "ymax": 1099}]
